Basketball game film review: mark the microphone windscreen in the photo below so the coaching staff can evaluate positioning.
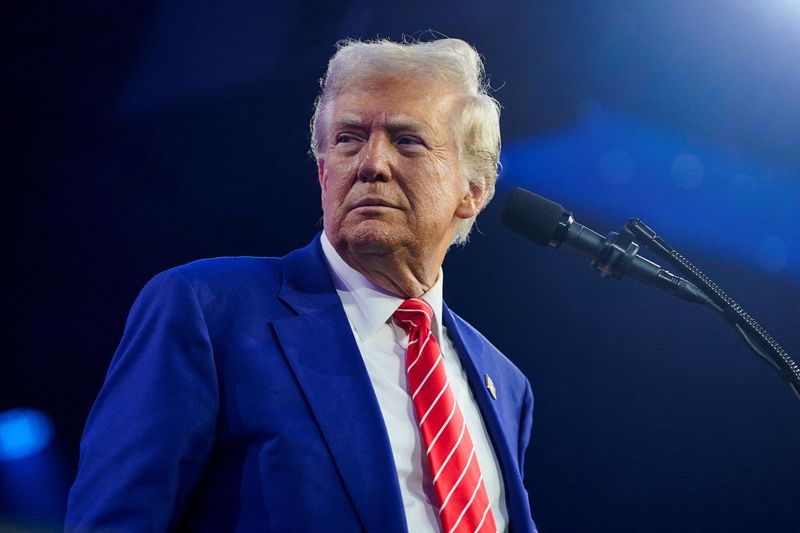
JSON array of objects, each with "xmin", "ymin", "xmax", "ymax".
[{"xmin": 501, "ymin": 187, "xmax": 565, "ymax": 246}]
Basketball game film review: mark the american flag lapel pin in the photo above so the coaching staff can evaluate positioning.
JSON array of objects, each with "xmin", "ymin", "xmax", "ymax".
[{"xmin": 484, "ymin": 374, "xmax": 497, "ymax": 400}]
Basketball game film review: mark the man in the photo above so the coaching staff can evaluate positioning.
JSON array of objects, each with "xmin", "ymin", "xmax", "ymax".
[{"xmin": 66, "ymin": 37, "xmax": 537, "ymax": 532}]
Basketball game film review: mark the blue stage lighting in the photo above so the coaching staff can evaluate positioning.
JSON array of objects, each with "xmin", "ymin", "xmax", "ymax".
[
  {"xmin": 501, "ymin": 106, "xmax": 800, "ymax": 279},
  {"xmin": 0, "ymin": 408, "xmax": 54, "ymax": 461}
]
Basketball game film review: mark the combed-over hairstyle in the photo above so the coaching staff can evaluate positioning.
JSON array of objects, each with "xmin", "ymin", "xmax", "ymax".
[{"xmin": 310, "ymin": 37, "xmax": 501, "ymax": 245}]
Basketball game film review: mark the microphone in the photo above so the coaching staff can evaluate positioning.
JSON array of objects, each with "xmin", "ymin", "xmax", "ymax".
[{"xmin": 501, "ymin": 187, "xmax": 711, "ymax": 305}]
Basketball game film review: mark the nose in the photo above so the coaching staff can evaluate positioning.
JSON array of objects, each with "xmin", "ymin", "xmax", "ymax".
[{"xmin": 357, "ymin": 134, "xmax": 392, "ymax": 183}]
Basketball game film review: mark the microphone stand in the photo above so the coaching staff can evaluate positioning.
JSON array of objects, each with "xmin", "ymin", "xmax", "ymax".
[
  {"xmin": 500, "ymin": 186, "xmax": 798, "ymax": 402},
  {"xmin": 621, "ymin": 219, "xmax": 800, "ymax": 403}
]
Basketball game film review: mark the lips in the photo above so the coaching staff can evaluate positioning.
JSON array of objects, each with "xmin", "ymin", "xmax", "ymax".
[{"xmin": 350, "ymin": 197, "xmax": 401, "ymax": 210}]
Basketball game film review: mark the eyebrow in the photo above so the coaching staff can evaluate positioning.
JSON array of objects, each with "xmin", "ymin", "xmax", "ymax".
[
  {"xmin": 331, "ymin": 113, "xmax": 431, "ymax": 136},
  {"xmin": 330, "ymin": 113, "xmax": 367, "ymax": 131},
  {"xmin": 386, "ymin": 115, "xmax": 430, "ymax": 135}
]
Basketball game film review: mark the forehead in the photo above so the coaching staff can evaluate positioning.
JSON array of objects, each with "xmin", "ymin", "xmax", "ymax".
[{"xmin": 329, "ymin": 75, "xmax": 463, "ymax": 129}]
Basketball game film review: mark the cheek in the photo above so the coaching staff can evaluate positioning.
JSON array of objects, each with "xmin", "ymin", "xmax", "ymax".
[
  {"xmin": 323, "ymin": 163, "xmax": 353, "ymax": 202},
  {"xmin": 414, "ymin": 160, "xmax": 467, "ymax": 209}
]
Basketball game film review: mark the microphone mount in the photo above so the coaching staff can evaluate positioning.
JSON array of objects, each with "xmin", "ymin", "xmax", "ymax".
[
  {"xmin": 591, "ymin": 230, "xmax": 640, "ymax": 280},
  {"xmin": 550, "ymin": 208, "xmax": 714, "ymax": 305}
]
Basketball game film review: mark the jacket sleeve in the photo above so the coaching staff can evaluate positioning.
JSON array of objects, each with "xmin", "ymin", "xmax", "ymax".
[
  {"xmin": 65, "ymin": 269, "xmax": 219, "ymax": 532},
  {"xmin": 518, "ymin": 377, "xmax": 534, "ymax": 475}
]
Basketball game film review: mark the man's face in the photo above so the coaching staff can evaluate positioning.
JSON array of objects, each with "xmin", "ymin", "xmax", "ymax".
[{"xmin": 318, "ymin": 75, "xmax": 485, "ymax": 263}]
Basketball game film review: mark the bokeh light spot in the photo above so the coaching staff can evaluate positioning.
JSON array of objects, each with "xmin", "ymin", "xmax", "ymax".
[
  {"xmin": 0, "ymin": 408, "xmax": 54, "ymax": 461},
  {"xmin": 671, "ymin": 153, "xmax": 704, "ymax": 190}
]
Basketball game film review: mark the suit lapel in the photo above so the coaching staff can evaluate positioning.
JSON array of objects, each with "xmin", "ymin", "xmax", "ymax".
[
  {"xmin": 442, "ymin": 305, "xmax": 533, "ymax": 532},
  {"xmin": 272, "ymin": 237, "xmax": 407, "ymax": 533}
]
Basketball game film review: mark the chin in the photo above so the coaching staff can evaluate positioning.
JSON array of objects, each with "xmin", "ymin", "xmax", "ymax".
[{"xmin": 338, "ymin": 221, "xmax": 407, "ymax": 255}]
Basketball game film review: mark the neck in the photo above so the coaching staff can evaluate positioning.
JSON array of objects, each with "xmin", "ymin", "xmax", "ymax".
[{"xmin": 335, "ymin": 242, "xmax": 445, "ymax": 298}]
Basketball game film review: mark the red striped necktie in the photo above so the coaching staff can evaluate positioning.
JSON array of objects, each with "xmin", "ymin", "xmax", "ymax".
[{"xmin": 393, "ymin": 298, "xmax": 496, "ymax": 533}]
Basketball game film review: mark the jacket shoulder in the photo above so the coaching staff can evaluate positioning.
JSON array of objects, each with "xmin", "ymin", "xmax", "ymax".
[
  {"xmin": 172, "ymin": 256, "xmax": 282, "ymax": 285},
  {"xmin": 134, "ymin": 256, "xmax": 287, "ymax": 323}
]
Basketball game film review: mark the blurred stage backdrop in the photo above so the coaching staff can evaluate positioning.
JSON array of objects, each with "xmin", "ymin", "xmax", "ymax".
[{"xmin": 4, "ymin": 1, "xmax": 799, "ymax": 531}]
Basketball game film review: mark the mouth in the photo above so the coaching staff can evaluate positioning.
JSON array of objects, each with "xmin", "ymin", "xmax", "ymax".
[{"xmin": 350, "ymin": 197, "xmax": 401, "ymax": 211}]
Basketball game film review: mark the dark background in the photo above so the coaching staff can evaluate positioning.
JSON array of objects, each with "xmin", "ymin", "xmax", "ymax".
[{"xmin": 4, "ymin": 1, "xmax": 799, "ymax": 531}]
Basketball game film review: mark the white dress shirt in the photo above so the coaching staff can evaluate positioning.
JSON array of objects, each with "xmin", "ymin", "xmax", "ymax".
[{"xmin": 320, "ymin": 233, "xmax": 508, "ymax": 532}]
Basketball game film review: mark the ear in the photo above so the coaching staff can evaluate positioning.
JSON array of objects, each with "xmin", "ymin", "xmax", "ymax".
[{"xmin": 455, "ymin": 178, "xmax": 489, "ymax": 220}]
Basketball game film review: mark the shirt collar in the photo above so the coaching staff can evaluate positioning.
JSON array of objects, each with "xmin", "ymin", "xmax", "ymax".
[{"xmin": 320, "ymin": 232, "xmax": 445, "ymax": 343}]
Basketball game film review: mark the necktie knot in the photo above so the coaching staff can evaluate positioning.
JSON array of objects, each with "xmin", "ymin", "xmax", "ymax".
[{"xmin": 392, "ymin": 298, "xmax": 433, "ymax": 333}]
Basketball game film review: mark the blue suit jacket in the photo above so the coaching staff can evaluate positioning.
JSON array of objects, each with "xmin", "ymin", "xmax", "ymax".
[{"xmin": 66, "ymin": 236, "xmax": 537, "ymax": 532}]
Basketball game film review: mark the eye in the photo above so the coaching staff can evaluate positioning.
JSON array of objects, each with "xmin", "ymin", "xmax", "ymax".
[
  {"xmin": 336, "ymin": 134, "xmax": 358, "ymax": 144},
  {"xmin": 396, "ymin": 136, "xmax": 423, "ymax": 146}
]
